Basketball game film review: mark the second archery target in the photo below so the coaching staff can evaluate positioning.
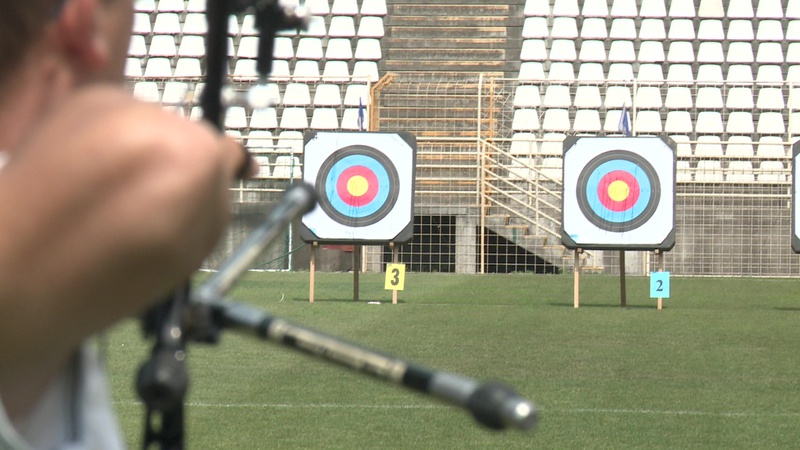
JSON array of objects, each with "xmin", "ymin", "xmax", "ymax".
[
  {"xmin": 301, "ymin": 131, "xmax": 416, "ymax": 244},
  {"xmin": 562, "ymin": 137, "xmax": 675, "ymax": 250}
]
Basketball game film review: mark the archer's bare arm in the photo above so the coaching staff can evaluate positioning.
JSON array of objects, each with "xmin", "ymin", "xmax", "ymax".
[{"xmin": 0, "ymin": 86, "xmax": 252, "ymax": 418}]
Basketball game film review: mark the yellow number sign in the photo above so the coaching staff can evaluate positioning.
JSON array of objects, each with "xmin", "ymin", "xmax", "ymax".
[{"xmin": 384, "ymin": 264, "xmax": 406, "ymax": 291}]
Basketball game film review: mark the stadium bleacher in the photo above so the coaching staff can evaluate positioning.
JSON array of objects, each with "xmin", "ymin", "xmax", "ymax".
[{"xmin": 128, "ymin": 0, "xmax": 800, "ymax": 185}]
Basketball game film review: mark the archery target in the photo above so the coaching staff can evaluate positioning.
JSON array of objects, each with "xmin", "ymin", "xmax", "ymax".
[
  {"xmin": 562, "ymin": 137, "xmax": 675, "ymax": 250},
  {"xmin": 301, "ymin": 132, "xmax": 416, "ymax": 243}
]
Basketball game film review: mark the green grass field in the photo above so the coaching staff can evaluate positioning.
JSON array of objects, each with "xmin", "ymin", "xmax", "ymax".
[{"xmin": 106, "ymin": 273, "xmax": 800, "ymax": 449}]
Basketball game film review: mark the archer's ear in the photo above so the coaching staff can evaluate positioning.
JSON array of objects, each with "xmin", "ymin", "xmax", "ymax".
[{"xmin": 55, "ymin": 0, "xmax": 110, "ymax": 71}]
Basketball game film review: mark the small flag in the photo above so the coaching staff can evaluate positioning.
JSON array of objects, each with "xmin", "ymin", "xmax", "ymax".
[
  {"xmin": 618, "ymin": 104, "xmax": 631, "ymax": 137},
  {"xmin": 357, "ymin": 97, "xmax": 365, "ymax": 131}
]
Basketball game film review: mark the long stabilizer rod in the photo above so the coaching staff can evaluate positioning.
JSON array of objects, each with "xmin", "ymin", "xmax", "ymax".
[{"xmin": 206, "ymin": 298, "xmax": 538, "ymax": 431}]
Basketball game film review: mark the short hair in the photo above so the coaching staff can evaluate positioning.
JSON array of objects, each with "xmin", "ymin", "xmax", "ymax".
[{"xmin": 0, "ymin": 1, "xmax": 58, "ymax": 83}]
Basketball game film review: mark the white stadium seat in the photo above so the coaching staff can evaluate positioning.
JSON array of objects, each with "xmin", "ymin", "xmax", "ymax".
[
  {"xmin": 639, "ymin": 20, "xmax": 666, "ymax": 40},
  {"xmin": 360, "ymin": 0, "xmax": 387, "ymax": 16},
  {"xmin": 332, "ymin": 0, "xmax": 359, "ymax": 15},
  {"xmin": 757, "ymin": 112, "xmax": 786, "ymax": 134},
  {"xmin": 727, "ymin": 20, "xmax": 755, "ymax": 41},
  {"xmin": 355, "ymin": 39, "xmax": 382, "ymax": 60},
  {"xmin": 524, "ymin": 0, "xmax": 550, "ymax": 16},
  {"xmin": 551, "ymin": 18, "xmax": 579, "ymax": 39},
  {"xmin": 727, "ymin": 42, "xmax": 755, "ymax": 63},
  {"xmin": 358, "ymin": 16, "xmax": 385, "ymax": 38},
  {"xmin": 697, "ymin": 20, "xmax": 724, "ymax": 40},
  {"xmin": 696, "ymin": 87, "xmax": 723, "ymax": 109},
  {"xmin": 727, "ymin": 0, "xmax": 755, "ymax": 18},
  {"xmin": 756, "ymin": 137, "xmax": 786, "ymax": 158},
  {"xmin": 572, "ymin": 109, "xmax": 602, "ymax": 132},
  {"xmin": 610, "ymin": 0, "xmax": 638, "ymax": 17},
  {"xmin": 668, "ymin": 19, "xmax": 696, "ymax": 40},
  {"xmin": 310, "ymin": 108, "xmax": 340, "ymax": 130},
  {"xmin": 552, "ymin": 0, "xmax": 579, "ymax": 16},
  {"xmin": 635, "ymin": 86, "xmax": 663, "ymax": 109},
  {"xmin": 512, "ymin": 109, "xmax": 540, "ymax": 131},
  {"xmin": 695, "ymin": 136, "xmax": 724, "ymax": 157},
  {"xmin": 695, "ymin": 111, "xmax": 724, "ymax": 134},
  {"xmin": 669, "ymin": 0, "xmax": 697, "ymax": 18},
  {"xmin": 757, "ymin": 161, "xmax": 786, "ymax": 183},
  {"xmin": 634, "ymin": 110, "xmax": 663, "ymax": 133},
  {"xmin": 513, "ymin": 85, "xmax": 542, "ymax": 108},
  {"xmin": 639, "ymin": 0, "xmax": 667, "ymax": 17},
  {"xmin": 542, "ymin": 109, "xmax": 571, "ymax": 132},
  {"xmin": 301, "ymin": 16, "xmax": 327, "ymax": 37},
  {"xmin": 664, "ymin": 111, "xmax": 693, "ymax": 133},
  {"xmin": 726, "ymin": 87, "xmax": 755, "ymax": 109},
  {"xmin": 329, "ymin": 16, "xmax": 356, "ymax": 38},
  {"xmin": 609, "ymin": 18, "xmax": 637, "ymax": 39},
  {"xmin": 664, "ymin": 87, "xmax": 693, "ymax": 109},
  {"xmin": 573, "ymin": 86, "xmax": 602, "ymax": 108},
  {"xmin": 549, "ymin": 40, "xmax": 577, "ymax": 61},
  {"xmin": 698, "ymin": 0, "xmax": 724, "ymax": 18},
  {"xmin": 543, "ymin": 85, "xmax": 572, "ymax": 108},
  {"xmin": 581, "ymin": 0, "xmax": 609, "ymax": 16},
  {"xmin": 305, "ymin": 0, "xmax": 331, "ymax": 14},
  {"xmin": 279, "ymin": 108, "xmax": 309, "ymax": 130},
  {"xmin": 725, "ymin": 137, "xmax": 755, "ymax": 158},
  {"xmin": 725, "ymin": 111, "xmax": 755, "ymax": 135},
  {"xmin": 756, "ymin": 88, "xmax": 785, "ymax": 110},
  {"xmin": 758, "ymin": 0, "xmax": 784, "ymax": 18},
  {"xmin": 314, "ymin": 84, "xmax": 343, "ymax": 107},
  {"xmin": 580, "ymin": 18, "xmax": 608, "ymax": 39},
  {"xmin": 293, "ymin": 60, "xmax": 321, "ymax": 81}
]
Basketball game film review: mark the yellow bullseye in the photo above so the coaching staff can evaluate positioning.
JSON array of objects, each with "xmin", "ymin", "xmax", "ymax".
[
  {"xmin": 347, "ymin": 175, "xmax": 369, "ymax": 197},
  {"xmin": 607, "ymin": 180, "xmax": 630, "ymax": 202}
]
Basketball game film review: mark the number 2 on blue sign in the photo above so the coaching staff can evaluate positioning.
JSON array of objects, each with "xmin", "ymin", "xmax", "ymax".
[{"xmin": 650, "ymin": 272, "xmax": 670, "ymax": 298}]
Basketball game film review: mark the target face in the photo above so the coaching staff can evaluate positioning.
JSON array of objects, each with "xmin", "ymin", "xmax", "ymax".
[
  {"xmin": 562, "ymin": 137, "xmax": 675, "ymax": 250},
  {"xmin": 301, "ymin": 132, "xmax": 416, "ymax": 244},
  {"xmin": 577, "ymin": 150, "xmax": 660, "ymax": 232},
  {"xmin": 316, "ymin": 146, "xmax": 399, "ymax": 227}
]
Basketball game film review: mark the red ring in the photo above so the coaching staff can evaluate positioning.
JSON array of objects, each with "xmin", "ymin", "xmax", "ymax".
[
  {"xmin": 596, "ymin": 170, "xmax": 640, "ymax": 212},
  {"xmin": 336, "ymin": 165, "xmax": 379, "ymax": 207}
]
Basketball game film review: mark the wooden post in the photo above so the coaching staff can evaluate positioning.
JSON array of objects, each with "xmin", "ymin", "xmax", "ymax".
[
  {"xmin": 309, "ymin": 242, "xmax": 317, "ymax": 303},
  {"xmin": 392, "ymin": 243, "xmax": 399, "ymax": 305},
  {"xmin": 619, "ymin": 250, "xmax": 627, "ymax": 307},
  {"xmin": 573, "ymin": 248, "xmax": 581, "ymax": 308},
  {"xmin": 353, "ymin": 244, "xmax": 361, "ymax": 301},
  {"xmin": 657, "ymin": 250, "xmax": 665, "ymax": 310}
]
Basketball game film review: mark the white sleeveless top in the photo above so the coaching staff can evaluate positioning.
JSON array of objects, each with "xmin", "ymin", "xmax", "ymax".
[{"xmin": 0, "ymin": 344, "xmax": 125, "ymax": 450}]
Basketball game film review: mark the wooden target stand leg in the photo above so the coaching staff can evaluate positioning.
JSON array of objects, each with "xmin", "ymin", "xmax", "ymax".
[
  {"xmin": 656, "ymin": 249, "xmax": 665, "ymax": 310},
  {"xmin": 619, "ymin": 250, "xmax": 627, "ymax": 308},
  {"xmin": 391, "ymin": 243, "xmax": 399, "ymax": 305},
  {"xmin": 309, "ymin": 242, "xmax": 317, "ymax": 303},
  {"xmin": 573, "ymin": 248, "xmax": 581, "ymax": 308},
  {"xmin": 353, "ymin": 245, "xmax": 361, "ymax": 302}
]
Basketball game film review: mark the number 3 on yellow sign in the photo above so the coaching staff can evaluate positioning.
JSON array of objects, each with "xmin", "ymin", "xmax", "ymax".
[{"xmin": 385, "ymin": 264, "xmax": 406, "ymax": 291}]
